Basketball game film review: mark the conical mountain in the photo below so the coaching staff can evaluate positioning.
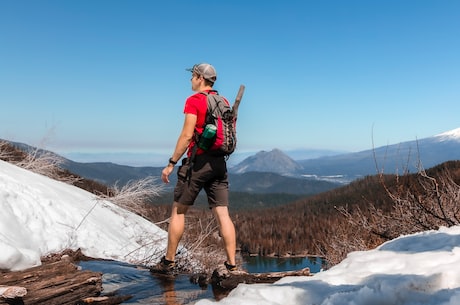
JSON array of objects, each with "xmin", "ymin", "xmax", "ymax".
[{"xmin": 229, "ymin": 148, "xmax": 304, "ymax": 175}]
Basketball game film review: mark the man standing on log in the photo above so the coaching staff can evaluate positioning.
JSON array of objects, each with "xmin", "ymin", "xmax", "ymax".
[{"xmin": 152, "ymin": 63, "xmax": 237, "ymax": 275}]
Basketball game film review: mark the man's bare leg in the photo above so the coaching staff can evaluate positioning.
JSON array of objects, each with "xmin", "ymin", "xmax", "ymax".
[
  {"xmin": 165, "ymin": 202, "xmax": 189, "ymax": 261},
  {"xmin": 213, "ymin": 206, "xmax": 236, "ymax": 266}
]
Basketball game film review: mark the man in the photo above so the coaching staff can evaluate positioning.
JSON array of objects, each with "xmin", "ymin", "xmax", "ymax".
[{"xmin": 152, "ymin": 63, "xmax": 237, "ymax": 275}]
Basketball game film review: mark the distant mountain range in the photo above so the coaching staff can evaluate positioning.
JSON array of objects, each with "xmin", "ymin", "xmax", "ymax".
[
  {"xmin": 229, "ymin": 128, "xmax": 460, "ymax": 184},
  {"xmin": 58, "ymin": 159, "xmax": 338, "ymax": 195},
  {"xmin": 4, "ymin": 127, "xmax": 460, "ymax": 195},
  {"xmin": 3, "ymin": 141, "xmax": 339, "ymax": 195}
]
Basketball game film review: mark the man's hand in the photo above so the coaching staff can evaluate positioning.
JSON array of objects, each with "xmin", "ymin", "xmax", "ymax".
[{"xmin": 161, "ymin": 165, "xmax": 175, "ymax": 183}]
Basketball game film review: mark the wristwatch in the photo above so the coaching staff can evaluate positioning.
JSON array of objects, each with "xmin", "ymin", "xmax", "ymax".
[{"xmin": 168, "ymin": 158, "xmax": 177, "ymax": 166}]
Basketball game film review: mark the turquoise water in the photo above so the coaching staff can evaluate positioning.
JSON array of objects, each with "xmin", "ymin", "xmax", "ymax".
[
  {"xmin": 79, "ymin": 256, "xmax": 323, "ymax": 304},
  {"xmin": 243, "ymin": 256, "xmax": 324, "ymax": 274}
]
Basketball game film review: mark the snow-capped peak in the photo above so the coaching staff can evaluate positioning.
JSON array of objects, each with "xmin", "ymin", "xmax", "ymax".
[{"xmin": 434, "ymin": 127, "xmax": 460, "ymax": 142}]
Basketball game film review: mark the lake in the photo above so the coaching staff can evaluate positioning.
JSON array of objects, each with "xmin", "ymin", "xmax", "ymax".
[
  {"xmin": 243, "ymin": 255, "xmax": 324, "ymax": 273},
  {"xmin": 79, "ymin": 256, "xmax": 324, "ymax": 304}
]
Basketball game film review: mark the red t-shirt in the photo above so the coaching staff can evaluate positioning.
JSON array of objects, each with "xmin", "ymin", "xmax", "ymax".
[{"xmin": 183, "ymin": 90, "xmax": 229, "ymax": 157}]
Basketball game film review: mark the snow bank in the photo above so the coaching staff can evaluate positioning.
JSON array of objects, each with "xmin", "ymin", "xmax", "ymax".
[{"xmin": 0, "ymin": 160, "xmax": 167, "ymax": 271}]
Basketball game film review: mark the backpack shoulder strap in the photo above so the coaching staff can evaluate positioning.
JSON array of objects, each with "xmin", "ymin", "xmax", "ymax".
[
  {"xmin": 200, "ymin": 90, "xmax": 222, "ymax": 123},
  {"xmin": 189, "ymin": 91, "xmax": 219, "ymax": 168},
  {"xmin": 199, "ymin": 90, "xmax": 218, "ymax": 96}
]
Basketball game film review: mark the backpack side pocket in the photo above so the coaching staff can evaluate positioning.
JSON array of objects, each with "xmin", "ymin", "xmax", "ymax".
[{"xmin": 177, "ymin": 158, "xmax": 190, "ymax": 181}]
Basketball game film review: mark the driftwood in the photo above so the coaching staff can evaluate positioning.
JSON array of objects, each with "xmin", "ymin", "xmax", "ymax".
[
  {"xmin": 210, "ymin": 266, "xmax": 311, "ymax": 291},
  {"xmin": 0, "ymin": 257, "xmax": 130, "ymax": 305}
]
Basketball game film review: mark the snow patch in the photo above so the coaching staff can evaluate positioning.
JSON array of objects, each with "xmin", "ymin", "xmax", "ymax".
[{"xmin": 434, "ymin": 127, "xmax": 460, "ymax": 142}]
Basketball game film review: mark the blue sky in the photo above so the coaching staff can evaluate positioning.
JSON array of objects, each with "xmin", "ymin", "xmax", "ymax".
[{"xmin": 1, "ymin": 1, "xmax": 459, "ymax": 165}]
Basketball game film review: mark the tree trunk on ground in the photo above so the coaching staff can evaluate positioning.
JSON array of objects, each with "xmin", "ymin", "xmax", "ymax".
[
  {"xmin": 0, "ymin": 257, "xmax": 131, "ymax": 305},
  {"xmin": 210, "ymin": 267, "xmax": 311, "ymax": 291}
]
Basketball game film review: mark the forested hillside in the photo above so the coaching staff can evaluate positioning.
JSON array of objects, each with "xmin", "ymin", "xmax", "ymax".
[
  {"xmin": 233, "ymin": 174, "xmax": 393, "ymax": 257},
  {"xmin": 233, "ymin": 160, "xmax": 460, "ymax": 265}
]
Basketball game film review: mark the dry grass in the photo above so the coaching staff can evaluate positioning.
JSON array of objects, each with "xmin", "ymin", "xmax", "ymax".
[{"xmin": 99, "ymin": 177, "xmax": 163, "ymax": 218}]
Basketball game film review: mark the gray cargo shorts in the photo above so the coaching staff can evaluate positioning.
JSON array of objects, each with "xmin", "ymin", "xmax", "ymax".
[{"xmin": 173, "ymin": 154, "xmax": 229, "ymax": 208}]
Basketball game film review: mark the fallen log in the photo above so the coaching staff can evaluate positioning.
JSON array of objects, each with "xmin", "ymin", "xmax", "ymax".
[
  {"xmin": 211, "ymin": 266, "xmax": 311, "ymax": 291},
  {"xmin": 0, "ymin": 257, "xmax": 130, "ymax": 305}
]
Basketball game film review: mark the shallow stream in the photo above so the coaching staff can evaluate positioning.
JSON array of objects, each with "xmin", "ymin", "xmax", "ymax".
[{"xmin": 79, "ymin": 256, "xmax": 323, "ymax": 304}]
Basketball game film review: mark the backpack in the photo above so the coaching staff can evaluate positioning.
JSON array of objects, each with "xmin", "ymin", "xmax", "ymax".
[{"xmin": 198, "ymin": 90, "xmax": 237, "ymax": 156}]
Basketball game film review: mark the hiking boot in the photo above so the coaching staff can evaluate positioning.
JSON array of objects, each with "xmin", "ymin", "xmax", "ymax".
[
  {"xmin": 222, "ymin": 261, "xmax": 248, "ymax": 275},
  {"xmin": 224, "ymin": 261, "xmax": 237, "ymax": 272},
  {"xmin": 150, "ymin": 256, "xmax": 176, "ymax": 276}
]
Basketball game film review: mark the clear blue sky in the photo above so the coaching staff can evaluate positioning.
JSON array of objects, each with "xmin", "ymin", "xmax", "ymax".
[{"xmin": 1, "ymin": 1, "xmax": 459, "ymax": 165}]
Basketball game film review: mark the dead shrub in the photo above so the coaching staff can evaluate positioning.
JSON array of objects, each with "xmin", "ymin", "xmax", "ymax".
[{"xmin": 329, "ymin": 162, "xmax": 460, "ymax": 266}]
